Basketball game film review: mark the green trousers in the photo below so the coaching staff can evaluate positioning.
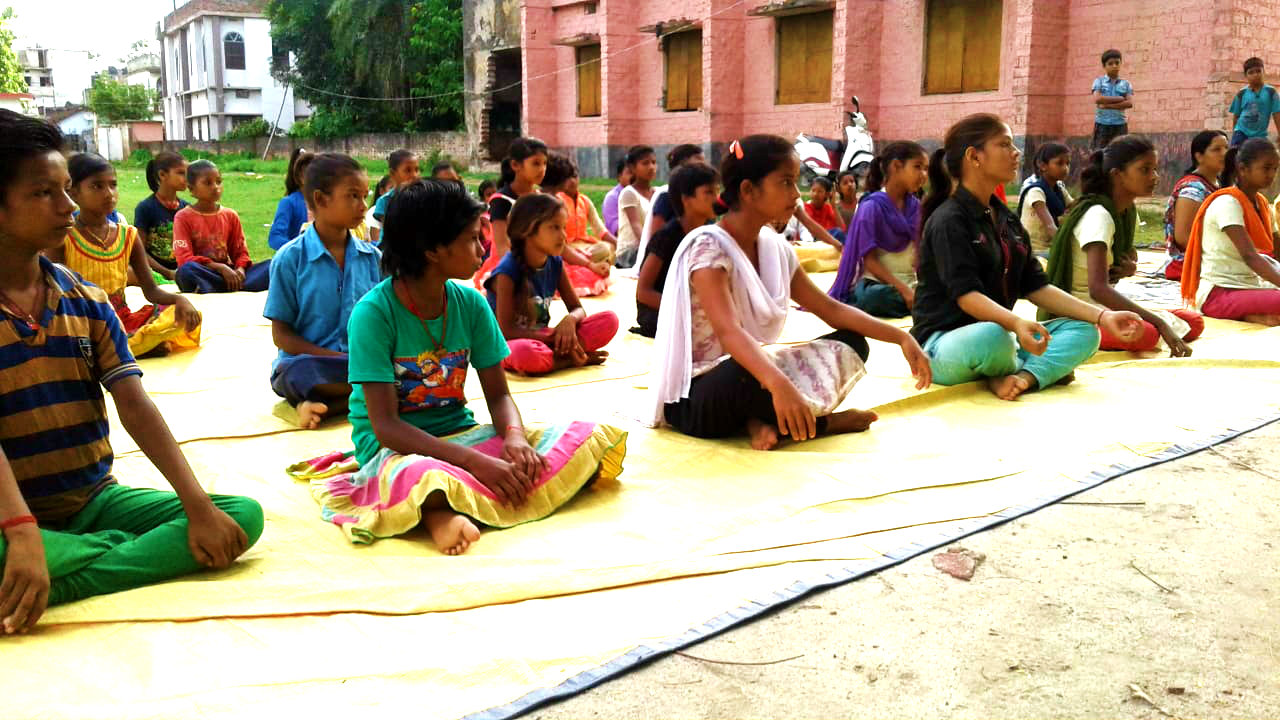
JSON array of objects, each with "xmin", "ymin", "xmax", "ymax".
[{"xmin": 0, "ymin": 483, "xmax": 264, "ymax": 606}]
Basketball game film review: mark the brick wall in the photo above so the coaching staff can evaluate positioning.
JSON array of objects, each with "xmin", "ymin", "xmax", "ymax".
[{"xmin": 139, "ymin": 131, "xmax": 471, "ymax": 165}]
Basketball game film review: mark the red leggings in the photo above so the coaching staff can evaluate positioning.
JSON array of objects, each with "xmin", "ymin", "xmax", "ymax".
[
  {"xmin": 1099, "ymin": 308, "xmax": 1204, "ymax": 351},
  {"xmin": 503, "ymin": 311, "xmax": 619, "ymax": 375},
  {"xmin": 1201, "ymin": 286, "xmax": 1280, "ymax": 321}
]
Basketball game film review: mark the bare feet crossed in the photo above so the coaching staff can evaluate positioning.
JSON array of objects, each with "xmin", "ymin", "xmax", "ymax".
[
  {"xmin": 297, "ymin": 400, "xmax": 328, "ymax": 430},
  {"xmin": 747, "ymin": 418, "xmax": 780, "ymax": 451},
  {"xmin": 824, "ymin": 407, "xmax": 879, "ymax": 435},
  {"xmin": 987, "ymin": 371, "xmax": 1036, "ymax": 401},
  {"xmin": 424, "ymin": 509, "xmax": 481, "ymax": 555}
]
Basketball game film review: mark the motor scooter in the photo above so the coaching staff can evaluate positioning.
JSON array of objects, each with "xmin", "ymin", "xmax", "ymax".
[{"xmin": 794, "ymin": 96, "xmax": 874, "ymax": 186}]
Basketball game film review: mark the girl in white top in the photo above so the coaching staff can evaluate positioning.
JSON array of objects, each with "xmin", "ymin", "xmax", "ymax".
[
  {"xmin": 1045, "ymin": 136, "xmax": 1203, "ymax": 356},
  {"xmin": 650, "ymin": 134, "xmax": 932, "ymax": 451},
  {"xmin": 1181, "ymin": 138, "xmax": 1280, "ymax": 326},
  {"xmin": 616, "ymin": 145, "xmax": 658, "ymax": 268},
  {"xmin": 1016, "ymin": 143, "xmax": 1073, "ymax": 255}
]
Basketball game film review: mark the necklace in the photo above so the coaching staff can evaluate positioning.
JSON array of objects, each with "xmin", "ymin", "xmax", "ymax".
[
  {"xmin": 0, "ymin": 283, "xmax": 45, "ymax": 331},
  {"xmin": 399, "ymin": 279, "xmax": 448, "ymax": 352},
  {"xmin": 156, "ymin": 194, "xmax": 180, "ymax": 211},
  {"xmin": 76, "ymin": 218, "xmax": 115, "ymax": 249}
]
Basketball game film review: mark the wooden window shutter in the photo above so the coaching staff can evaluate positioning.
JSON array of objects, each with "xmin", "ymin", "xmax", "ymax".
[
  {"xmin": 924, "ymin": 0, "xmax": 1002, "ymax": 95},
  {"xmin": 776, "ymin": 11, "xmax": 833, "ymax": 105},
  {"xmin": 665, "ymin": 30, "xmax": 703, "ymax": 111},
  {"xmin": 577, "ymin": 44, "xmax": 602, "ymax": 117}
]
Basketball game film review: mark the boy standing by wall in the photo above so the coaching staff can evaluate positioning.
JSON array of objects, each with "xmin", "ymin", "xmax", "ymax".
[
  {"xmin": 1091, "ymin": 49, "xmax": 1133, "ymax": 149},
  {"xmin": 1229, "ymin": 57, "xmax": 1280, "ymax": 147}
]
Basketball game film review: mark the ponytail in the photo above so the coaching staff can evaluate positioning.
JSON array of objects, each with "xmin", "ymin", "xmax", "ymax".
[
  {"xmin": 1221, "ymin": 137, "xmax": 1277, "ymax": 187},
  {"xmin": 1221, "ymin": 147, "xmax": 1240, "ymax": 188},
  {"xmin": 864, "ymin": 141, "xmax": 928, "ymax": 195},
  {"xmin": 921, "ymin": 113, "xmax": 1007, "ymax": 227},
  {"xmin": 1078, "ymin": 150, "xmax": 1109, "ymax": 196},
  {"xmin": 145, "ymin": 150, "xmax": 185, "ymax": 193}
]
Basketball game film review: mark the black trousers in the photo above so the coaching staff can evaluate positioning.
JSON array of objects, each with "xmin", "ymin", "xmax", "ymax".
[{"xmin": 663, "ymin": 329, "xmax": 869, "ymax": 438}]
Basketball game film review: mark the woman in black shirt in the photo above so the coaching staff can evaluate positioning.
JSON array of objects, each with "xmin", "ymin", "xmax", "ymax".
[{"xmin": 911, "ymin": 114, "xmax": 1143, "ymax": 401}]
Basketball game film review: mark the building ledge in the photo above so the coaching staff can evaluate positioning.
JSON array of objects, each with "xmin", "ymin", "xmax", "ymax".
[
  {"xmin": 638, "ymin": 19, "xmax": 702, "ymax": 34},
  {"xmin": 552, "ymin": 32, "xmax": 600, "ymax": 47},
  {"xmin": 747, "ymin": 0, "xmax": 836, "ymax": 18}
]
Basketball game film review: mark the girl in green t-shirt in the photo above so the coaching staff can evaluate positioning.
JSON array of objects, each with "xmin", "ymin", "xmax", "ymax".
[{"xmin": 319, "ymin": 179, "xmax": 626, "ymax": 554}]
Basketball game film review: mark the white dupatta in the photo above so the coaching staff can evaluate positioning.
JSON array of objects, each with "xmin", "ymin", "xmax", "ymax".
[{"xmin": 647, "ymin": 224, "xmax": 799, "ymax": 426}]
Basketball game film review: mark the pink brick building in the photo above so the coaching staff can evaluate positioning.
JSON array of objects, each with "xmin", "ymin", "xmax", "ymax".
[{"xmin": 517, "ymin": 0, "xmax": 1280, "ymax": 189}]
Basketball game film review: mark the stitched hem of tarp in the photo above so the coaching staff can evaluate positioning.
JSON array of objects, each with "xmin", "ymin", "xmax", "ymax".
[{"xmin": 465, "ymin": 409, "xmax": 1280, "ymax": 720}]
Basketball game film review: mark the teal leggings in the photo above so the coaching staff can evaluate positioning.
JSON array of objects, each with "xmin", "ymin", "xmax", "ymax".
[
  {"xmin": 923, "ymin": 318, "xmax": 1101, "ymax": 389},
  {"xmin": 0, "ymin": 484, "xmax": 264, "ymax": 606}
]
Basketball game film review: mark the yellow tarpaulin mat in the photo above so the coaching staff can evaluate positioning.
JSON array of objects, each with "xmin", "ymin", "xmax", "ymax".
[{"xmin": 4, "ymin": 257, "xmax": 1279, "ymax": 720}]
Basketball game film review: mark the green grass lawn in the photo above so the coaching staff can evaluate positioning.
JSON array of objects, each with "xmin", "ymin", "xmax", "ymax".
[{"xmin": 115, "ymin": 165, "xmax": 613, "ymax": 263}]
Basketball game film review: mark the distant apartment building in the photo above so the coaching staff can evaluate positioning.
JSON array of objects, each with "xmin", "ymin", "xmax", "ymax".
[
  {"xmin": 19, "ymin": 46, "xmax": 94, "ymax": 110},
  {"xmin": 126, "ymin": 52, "xmax": 163, "ymax": 95},
  {"xmin": 159, "ymin": 0, "xmax": 309, "ymax": 141}
]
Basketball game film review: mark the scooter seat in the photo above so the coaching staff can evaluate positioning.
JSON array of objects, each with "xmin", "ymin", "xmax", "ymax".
[{"xmin": 809, "ymin": 136, "xmax": 844, "ymax": 154}]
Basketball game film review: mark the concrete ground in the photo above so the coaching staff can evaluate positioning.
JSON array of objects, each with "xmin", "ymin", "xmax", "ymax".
[{"xmin": 533, "ymin": 422, "xmax": 1280, "ymax": 719}]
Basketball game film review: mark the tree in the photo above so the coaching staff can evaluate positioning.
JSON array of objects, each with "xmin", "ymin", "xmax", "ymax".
[
  {"xmin": 0, "ymin": 7, "xmax": 28, "ymax": 94},
  {"xmin": 87, "ymin": 75, "xmax": 157, "ymax": 125},
  {"xmin": 408, "ymin": 0, "xmax": 463, "ymax": 128}
]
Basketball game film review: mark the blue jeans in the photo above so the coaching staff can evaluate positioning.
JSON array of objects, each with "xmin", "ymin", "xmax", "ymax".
[
  {"xmin": 922, "ymin": 319, "xmax": 1100, "ymax": 390},
  {"xmin": 848, "ymin": 278, "xmax": 910, "ymax": 318},
  {"xmin": 176, "ymin": 260, "xmax": 271, "ymax": 293}
]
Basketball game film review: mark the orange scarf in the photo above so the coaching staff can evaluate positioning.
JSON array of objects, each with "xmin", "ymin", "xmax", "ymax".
[{"xmin": 1181, "ymin": 187, "xmax": 1274, "ymax": 305}]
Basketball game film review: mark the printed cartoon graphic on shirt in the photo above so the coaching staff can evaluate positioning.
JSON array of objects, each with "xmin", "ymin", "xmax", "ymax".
[
  {"xmin": 393, "ymin": 348, "xmax": 470, "ymax": 413},
  {"xmin": 522, "ymin": 291, "xmax": 553, "ymax": 329},
  {"xmin": 147, "ymin": 221, "xmax": 177, "ymax": 263}
]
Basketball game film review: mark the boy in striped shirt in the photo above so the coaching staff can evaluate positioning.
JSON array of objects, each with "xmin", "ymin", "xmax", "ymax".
[{"xmin": 0, "ymin": 110, "xmax": 263, "ymax": 634}]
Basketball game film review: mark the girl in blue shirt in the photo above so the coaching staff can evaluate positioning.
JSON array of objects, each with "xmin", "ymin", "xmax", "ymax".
[{"xmin": 267, "ymin": 148, "xmax": 315, "ymax": 250}]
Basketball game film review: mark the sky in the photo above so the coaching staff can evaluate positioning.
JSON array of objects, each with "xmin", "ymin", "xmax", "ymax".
[{"xmin": 8, "ymin": 0, "xmax": 182, "ymax": 67}]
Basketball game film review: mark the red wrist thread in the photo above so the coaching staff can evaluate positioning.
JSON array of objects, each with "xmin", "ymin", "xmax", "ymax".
[{"xmin": 0, "ymin": 514, "xmax": 36, "ymax": 531}]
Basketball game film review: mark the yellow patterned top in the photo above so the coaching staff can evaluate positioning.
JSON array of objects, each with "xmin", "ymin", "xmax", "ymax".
[{"xmin": 64, "ymin": 223, "xmax": 136, "ymax": 301}]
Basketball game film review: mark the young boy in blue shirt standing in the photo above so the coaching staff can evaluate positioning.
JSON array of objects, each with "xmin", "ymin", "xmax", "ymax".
[
  {"xmin": 265, "ymin": 154, "xmax": 384, "ymax": 429},
  {"xmin": 1091, "ymin": 49, "xmax": 1133, "ymax": 149},
  {"xmin": 1229, "ymin": 57, "xmax": 1280, "ymax": 147}
]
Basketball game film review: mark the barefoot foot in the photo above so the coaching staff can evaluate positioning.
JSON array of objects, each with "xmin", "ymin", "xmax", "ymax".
[
  {"xmin": 297, "ymin": 400, "xmax": 328, "ymax": 430},
  {"xmin": 424, "ymin": 510, "xmax": 481, "ymax": 555},
  {"xmin": 824, "ymin": 407, "xmax": 879, "ymax": 435},
  {"xmin": 747, "ymin": 418, "xmax": 781, "ymax": 451},
  {"xmin": 986, "ymin": 371, "xmax": 1035, "ymax": 401}
]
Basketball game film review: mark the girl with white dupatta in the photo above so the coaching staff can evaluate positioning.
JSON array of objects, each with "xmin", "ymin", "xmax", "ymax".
[{"xmin": 649, "ymin": 135, "xmax": 932, "ymax": 450}]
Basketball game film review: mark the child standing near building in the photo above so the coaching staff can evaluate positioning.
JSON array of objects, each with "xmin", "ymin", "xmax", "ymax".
[
  {"xmin": 0, "ymin": 110, "xmax": 263, "ymax": 633},
  {"xmin": 485, "ymin": 194, "xmax": 619, "ymax": 375},
  {"xmin": 323, "ymin": 179, "xmax": 625, "ymax": 552},
  {"xmin": 616, "ymin": 145, "xmax": 659, "ymax": 268},
  {"xmin": 133, "ymin": 151, "xmax": 188, "ymax": 281},
  {"xmin": 828, "ymin": 141, "xmax": 929, "ymax": 318},
  {"xmin": 1045, "ymin": 136, "xmax": 1202, "ymax": 356},
  {"xmin": 172, "ymin": 160, "xmax": 271, "ymax": 293},
  {"xmin": 1181, "ymin": 138, "xmax": 1280, "ymax": 325},
  {"xmin": 267, "ymin": 148, "xmax": 315, "ymax": 250},
  {"xmin": 1091, "ymin": 49, "xmax": 1133, "ymax": 149},
  {"xmin": 634, "ymin": 162, "xmax": 720, "ymax": 338},
  {"xmin": 265, "ymin": 154, "xmax": 383, "ymax": 429},
  {"xmin": 1016, "ymin": 143, "xmax": 1073, "ymax": 256},
  {"xmin": 1229, "ymin": 57, "xmax": 1280, "ymax": 147},
  {"xmin": 48, "ymin": 153, "xmax": 202, "ymax": 358}
]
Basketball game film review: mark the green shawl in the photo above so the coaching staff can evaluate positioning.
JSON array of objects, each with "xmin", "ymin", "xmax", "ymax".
[{"xmin": 1040, "ymin": 194, "xmax": 1135, "ymax": 320}]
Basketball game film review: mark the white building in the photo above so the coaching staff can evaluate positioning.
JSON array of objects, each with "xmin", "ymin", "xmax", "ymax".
[
  {"xmin": 0, "ymin": 92, "xmax": 36, "ymax": 116},
  {"xmin": 19, "ymin": 47, "xmax": 94, "ymax": 110},
  {"xmin": 159, "ymin": 0, "xmax": 309, "ymax": 141},
  {"xmin": 125, "ymin": 52, "xmax": 162, "ymax": 95}
]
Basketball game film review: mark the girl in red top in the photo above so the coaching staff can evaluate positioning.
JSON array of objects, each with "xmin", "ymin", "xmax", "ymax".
[
  {"xmin": 172, "ymin": 160, "xmax": 271, "ymax": 293},
  {"xmin": 804, "ymin": 177, "xmax": 845, "ymax": 242}
]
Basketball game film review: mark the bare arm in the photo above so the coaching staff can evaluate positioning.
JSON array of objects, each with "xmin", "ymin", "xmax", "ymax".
[
  {"xmin": 0, "ymin": 447, "xmax": 47, "ymax": 634},
  {"xmin": 131, "ymin": 239, "xmax": 201, "ymax": 332},
  {"xmin": 622, "ymin": 206, "xmax": 644, "ymax": 245},
  {"xmin": 794, "ymin": 205, "xmax": 841, "ymax": 249},
  {"xmin": 270, "ymin": 319, "xmax": 344, "ymax": 358},
  {"xmin": 1032, "ymin": 200, "xmax": 1059, "ymax": 241},
  {"xmin": 635, "ymin": 254, "xmax": 665, "ymax": 310},
  {"xmin": 1082, "ymin": 244, "xmax": 1190, "ymax": 356},
  {"xmin": 1170, "ymin": 197, "xmax": 1202, "ymax": 252},
  {"xmin": 491, "ymin": 219, "xmax": 510, "ymax": 259},
  {"xmin": 586, "ymin": 200, "xmax": 617, "ymax": 246},
  {"xmin": 1225, "ymin": 224, "xmax": 1280, "ymax": 286},
  {"xmin": 111, "ymin": 375, "xmax": 248, "ymax": 568}
]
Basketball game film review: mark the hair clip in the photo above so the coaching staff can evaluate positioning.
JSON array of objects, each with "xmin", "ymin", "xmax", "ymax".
[{"xmin": 729, "ymin": 140, "xmax": 744, "ymax": 159}]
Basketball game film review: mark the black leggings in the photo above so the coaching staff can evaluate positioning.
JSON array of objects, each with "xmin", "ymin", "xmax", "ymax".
[{"xmin": 663, "ymin": 329, "xmax": 870, "ymax": 439}]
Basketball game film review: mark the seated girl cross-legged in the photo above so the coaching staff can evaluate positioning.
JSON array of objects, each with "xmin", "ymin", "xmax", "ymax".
[
  {"xmin": 1045, "ymin": 136, "xmax": 1203, "ymax": 356},
  {"xmin": 649, "ymin": 134, "xmax": 933, "ymax": 451},
  {"xmin": 912, "ymin": 114, "xmax": 1146, "ymax": 401}
]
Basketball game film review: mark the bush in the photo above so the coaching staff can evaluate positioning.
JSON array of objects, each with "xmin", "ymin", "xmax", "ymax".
[
  {"xmin": 223, "ymin": 118, "xmax": 277, "ymax": 140},
  {"xmin": 287, "ymin": 107, "xmax": 359, "ymax": 141},
  {"xmin": 126, "ymin": 148, "xmax": 153, "ymax": 167}
]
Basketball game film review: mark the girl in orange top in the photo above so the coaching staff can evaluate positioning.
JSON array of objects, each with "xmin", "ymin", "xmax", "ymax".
[{"xmin": 49, "ymin": 153, "xmax": 201, "ymax": 357}]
